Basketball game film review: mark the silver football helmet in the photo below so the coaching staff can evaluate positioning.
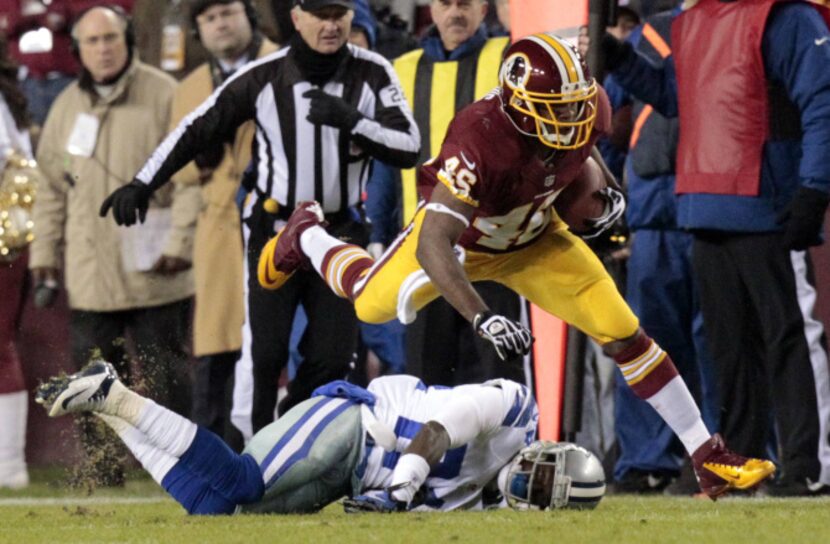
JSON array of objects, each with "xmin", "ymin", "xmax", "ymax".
[{"xmin": 498, "ymin": 441, "xmax": 606, "ymax": 510}]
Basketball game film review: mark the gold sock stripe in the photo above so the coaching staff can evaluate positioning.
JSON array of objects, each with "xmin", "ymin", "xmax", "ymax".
[
  {"xmin": 325, "ymin": 248, "xmax": 357, "ymax": 297},
  {"xmin": 624, "ymin": 349, "xmax": 668, "ymax": 386},
  {"xmin": 625, "ymin": 353, "xmax": 667, "ymax": 386},
  {"xmin": 326, "ymin": 248, "xmax": 370, "ymax": 298},
  {"xmin": 620, "ymin": 343, "xmax": 663, "ymax": 377},
  {"xmin": 618, "ymin": 342, "xmax": 660, "ymax": 372},
  {"xmin": 333, "ymin": 251, "xmax": 370, "ymax": 297},
  {"xmin": 619, "ymin": 342, "xmax": 665, "ymax": 382}
]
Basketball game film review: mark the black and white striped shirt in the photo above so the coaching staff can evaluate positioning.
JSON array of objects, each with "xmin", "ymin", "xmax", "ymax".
[{"xmin": 136, "ymin": 44, "xmax": 420, "ymax": 215}]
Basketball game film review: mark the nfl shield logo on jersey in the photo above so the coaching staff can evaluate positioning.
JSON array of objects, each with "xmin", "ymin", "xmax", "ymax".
[{"xmin": 544, "ymin": 175, "xmax": 556, "ymax": 187}]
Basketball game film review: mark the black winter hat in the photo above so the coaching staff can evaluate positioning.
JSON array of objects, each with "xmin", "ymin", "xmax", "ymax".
[{"xmin": 190, "ymin": 0, "xmax": 258, "ymax": 29}]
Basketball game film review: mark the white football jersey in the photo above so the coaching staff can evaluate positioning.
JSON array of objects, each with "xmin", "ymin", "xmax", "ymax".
[{"xmin": 358, "ymin": 375, "xmax": 538, "ymax": 511}]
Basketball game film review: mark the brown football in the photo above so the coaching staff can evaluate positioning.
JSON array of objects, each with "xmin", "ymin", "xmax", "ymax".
[{"xmin": 554, "ymin": 157, "xmax": 607, "ymax": 233}]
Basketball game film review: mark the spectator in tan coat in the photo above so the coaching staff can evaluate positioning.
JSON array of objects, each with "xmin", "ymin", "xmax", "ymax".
[{"xmin": 29, "ymin": 5, "xmax": 194, "ymax": 484}]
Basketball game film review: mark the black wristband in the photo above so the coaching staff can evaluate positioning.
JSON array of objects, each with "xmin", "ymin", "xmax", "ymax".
[{"xmin": 472, "ymin": 310, "xmax": 493, "ymax": 330}]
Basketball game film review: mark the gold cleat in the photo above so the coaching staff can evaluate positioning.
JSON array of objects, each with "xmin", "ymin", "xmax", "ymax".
[
  {"xmin": 256, "ymin": 201, "xmax": 324, "ymax": 290},
  {"xmin": 703, "ymin": 458, "xmax": 777, "ymax": 491},
  {"xmin": 692, "ymin": 434, "xmax": 776, "ymax": 500}
]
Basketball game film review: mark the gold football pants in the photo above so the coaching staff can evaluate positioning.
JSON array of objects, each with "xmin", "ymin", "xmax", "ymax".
[{"xmin": 354, "ymin": 209, "xmax": 639, "ymax": 344}]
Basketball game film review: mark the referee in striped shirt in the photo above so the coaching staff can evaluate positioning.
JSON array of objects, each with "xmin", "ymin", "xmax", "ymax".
[{"xmin": 100, "ymin": 0, "xmax": 420, "ymax": 440}]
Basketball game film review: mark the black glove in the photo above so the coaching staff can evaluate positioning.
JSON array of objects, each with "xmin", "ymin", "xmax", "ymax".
[
  {"xmin": 303, "ymin": 88, "xmax": 363, "ymax": 130},
  {"xmin": 601, "ymin": 32, "xmax": 634, "ymax": 71},
  {"xmin": 777, "ymin": 186, "xmax": 830, "ymax": 251},
  {"xmin": 99, "ymin": 179, "xmax": 153, "ymax": 226},
  {"xmin": 473, "ymin": 311, "xmax": 534, "ymax": 362}
]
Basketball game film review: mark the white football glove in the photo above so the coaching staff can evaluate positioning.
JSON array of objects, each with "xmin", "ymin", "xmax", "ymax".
[
  {"xmin": 582, "ymin": 187, "xmax": 626, "ymax": 239},
  {"xmin": 473, "ymin": 311, "xmax": 534, "ymax": 361}
]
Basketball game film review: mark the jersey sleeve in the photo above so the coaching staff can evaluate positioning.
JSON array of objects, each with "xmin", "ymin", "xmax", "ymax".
[
  {"xmin": 350, "ymin": 53, "xmax": 421, "ymax": 169},
  {"xmin": 430, "ymin": 122, "xmax": 496, "ymax": 208},
  {"xmin": 484, "ymin": 379, "xmax": 538, "ymax": 438},
  {"xmin": 134, "ymin": 59, "xmax": 267, "ymax": 190},
  {"xmin": 763, "ymin": 3, "xmax": 830, "ymax": 191},
  {"xmin": 432, "ymin": 380, "xmax": 538, "ymax": 448}
]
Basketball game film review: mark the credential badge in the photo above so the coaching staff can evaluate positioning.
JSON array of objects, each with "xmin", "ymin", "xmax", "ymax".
[{"xmin": 544, "ymin": 174, "xmax": 556, "ymax": 187}]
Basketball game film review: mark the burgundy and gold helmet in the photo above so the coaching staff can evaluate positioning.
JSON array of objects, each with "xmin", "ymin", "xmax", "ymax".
[{"xmin": 499, "ymin": 33, "xmax": 598, "ymax": 150}]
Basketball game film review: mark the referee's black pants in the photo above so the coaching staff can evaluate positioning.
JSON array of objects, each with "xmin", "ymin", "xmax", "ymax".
[
  {"xmin": 237, "ymin": 210, "xmax": 367, "ymax": 437},
  {"xmin": 692, "ymin": 231, "xmax": 830, "ymax": 483}
]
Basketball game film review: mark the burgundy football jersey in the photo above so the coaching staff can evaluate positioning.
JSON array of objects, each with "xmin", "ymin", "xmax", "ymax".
[{"xmin": 418, "ymin": 87, "xmax": 611, "ymax": 253}]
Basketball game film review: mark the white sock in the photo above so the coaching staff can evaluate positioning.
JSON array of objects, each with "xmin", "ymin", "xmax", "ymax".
[
  {"xmin": 105, "ymin": 381, "xmax": 197, "ymax": 458},
  {"xmin": 96, "ymin": 414, "xmax": 177, "ymax": 484},
  {"xmin": 0, "ymin": 391, "xmax": 28, "ymax": 487},
  {"xmin": 646, "ymin": 376, "xmax": 711, "ymax": 454},
  {"xmin": 133, "ymin": 399, "xmax": 198, "ymax": 458},
  {"xmin": 300, "ymin": 225, "xmax": 348, "ymax": 275},
  {"xmin": 106, "ymin": 381, "xmax": 149, "ymax": 424}
]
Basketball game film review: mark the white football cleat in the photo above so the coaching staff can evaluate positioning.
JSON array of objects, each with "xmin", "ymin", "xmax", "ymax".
[{"xmin": 35, "ymin": 360, "xmax": 120, "ymax": 417}]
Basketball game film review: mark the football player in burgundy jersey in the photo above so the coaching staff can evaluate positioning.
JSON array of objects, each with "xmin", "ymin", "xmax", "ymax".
[{"xmin": 259, "ymin": 33, "xmax": 775, "ymax": 500}]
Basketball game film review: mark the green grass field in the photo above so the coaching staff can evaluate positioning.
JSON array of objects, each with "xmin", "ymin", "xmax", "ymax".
[{"xmin": 3, "ymin": 470, "xmax": 830, "ymax": 544}]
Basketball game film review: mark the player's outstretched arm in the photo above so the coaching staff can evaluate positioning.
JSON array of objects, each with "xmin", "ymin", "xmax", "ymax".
[
  {"xmin": 415, "ymin": 183, "xmax": 486, "ymax": 321},
  {"xmin": 416, "ymin": 184, "xmax": 534, "ymax": 361}
]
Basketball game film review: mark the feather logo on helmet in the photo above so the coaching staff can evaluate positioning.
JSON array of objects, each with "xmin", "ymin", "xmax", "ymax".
[
  {"xmin": 501, "ymin": 52, "xmax": 531, "ymax": 91},
  {"xmin": 498, "ymin": 33, "xmax": 599, "ymax": 150}
]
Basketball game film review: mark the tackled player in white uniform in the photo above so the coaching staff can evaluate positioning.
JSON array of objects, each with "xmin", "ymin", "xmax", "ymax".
[{"xmin": 35, "ymin": 361, "xmax": 605, "ymax": 514}]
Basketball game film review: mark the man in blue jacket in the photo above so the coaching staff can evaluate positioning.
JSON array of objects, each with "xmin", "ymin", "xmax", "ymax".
[
  {"xmin": 603, "ymin": 0, "xmax": 830, "ymax": 496},
  {"xmin": 602, "ymin": 6, "xmax": 720, "ymax": 495}
]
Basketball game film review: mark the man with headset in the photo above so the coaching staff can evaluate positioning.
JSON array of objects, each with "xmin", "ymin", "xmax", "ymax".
[
  {"xmin": 168, "ymin": 0, "xmax": 278, "ymax": 447},
  {"xmin": 29, "ymin": 4, "xmax": 193, "ymax": 484}
]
